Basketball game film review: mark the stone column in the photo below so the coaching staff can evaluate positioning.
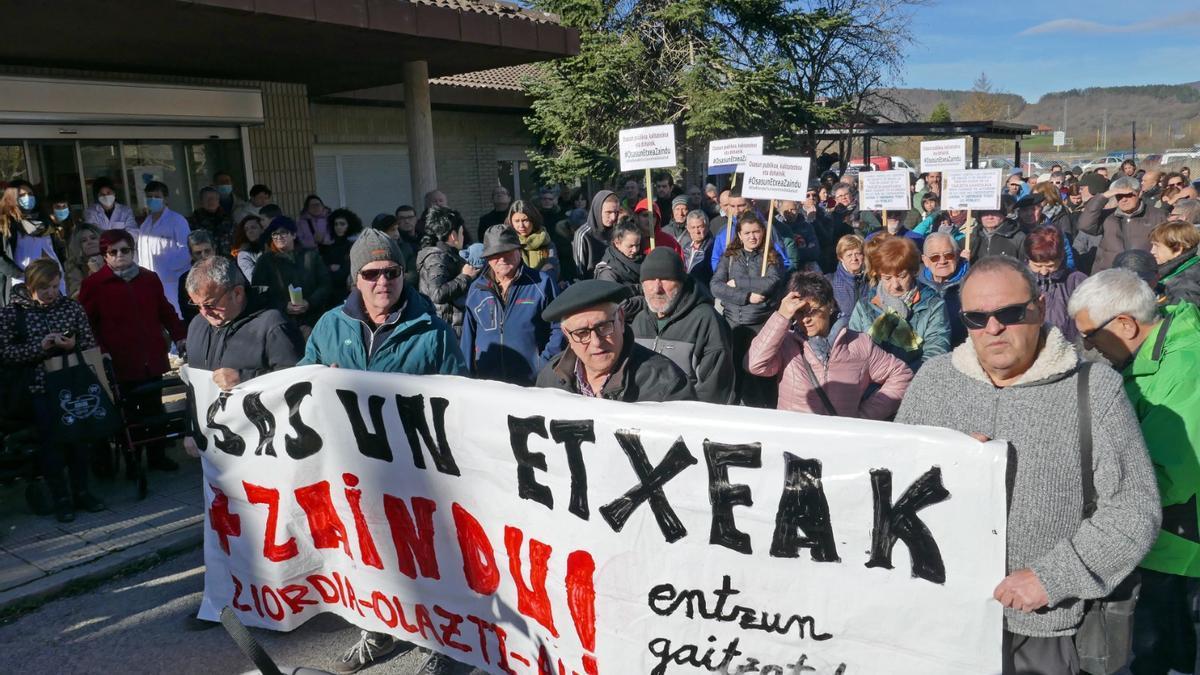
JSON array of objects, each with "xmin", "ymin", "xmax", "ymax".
[{"xmin": 403, "ymin": 60, "xmax": 438, "ymax": 206}]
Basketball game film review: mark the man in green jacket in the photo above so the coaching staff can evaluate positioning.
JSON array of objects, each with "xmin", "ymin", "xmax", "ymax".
[
  {"xmin": 1070, "ymin": 270, "xmax": 1200, "ymax": 675},
  {"xmin": 299, "ymin": 228, "xmax": 465, "ymax": 674}
]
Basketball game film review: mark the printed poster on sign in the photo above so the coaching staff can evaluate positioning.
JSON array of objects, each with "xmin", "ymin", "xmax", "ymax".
[
  {"xmin": 619, "ymin": 125, "xmax": 677, "ymax": 172},
  {"xmin": 707, "ymin": 137, "xmax": 764, "ymax": 175},
  {"xmin": 920, "ymin": 139, "xmax": 967, "ymax": 173},
  {"xmin": 741, "ymin": 155, "xmax": 812, "ymax": 202},
  {"xmin": 859, "ymin": 170, "xmax": 912, "ymax": 211},
  {"xmin": 942, "ymin": 169, "xmax": 1003, "ymax": 210},
  {"xmin": 185, "ymin": 365, "xmax": 1007, "ymax": 675}
]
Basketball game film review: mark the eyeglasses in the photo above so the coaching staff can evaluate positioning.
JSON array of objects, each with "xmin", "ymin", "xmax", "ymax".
[
  {"xmin": 1080, "ymin": 314, "xmax": 1120, "ymax": 342},
  {"xmin": 1167, "ymin": 181, "xmax": 1185, "ymax": 188},
  {"xmin": 565, "ymin": 318, "xmax": 618, "ymax": 345},
  {"xmin": 359, "ymin": 266, "xmax": 403, "ymax": 282},
  {"xmin": 960, "ymin": 300, "xmax": 1036, "ymax": 330},
  {"xmin": 104, "ymin": 246, "xmax": 132, "ymax": 257},
  {"xmin": 269, "ymin": 230, "xmax": 293, "ymax": 239},
  {"xmin": 1114, "ymin": 193, "xmax": 1137, "ymax": 200},
  {"xmin": 925, "ymin": 253, "xmax": 956, "ymax": 263},
  {"xmin": 188, "ymin": 286, "xmax": 234, "ymax": 312}
]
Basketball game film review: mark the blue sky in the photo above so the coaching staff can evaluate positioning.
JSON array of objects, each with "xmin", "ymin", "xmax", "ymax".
[{"xmin": 904, "ymin": 0, "xmax": 1200, "ymax": 101}]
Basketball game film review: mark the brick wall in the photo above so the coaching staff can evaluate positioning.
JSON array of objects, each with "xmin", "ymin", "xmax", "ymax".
[
  {"xmin": 0, "ymin": 66, "xmax": 313, "ymax": 215},
  {"xmin": 311, "ymin": 103, "xmax": 531, "ymax": 222}
]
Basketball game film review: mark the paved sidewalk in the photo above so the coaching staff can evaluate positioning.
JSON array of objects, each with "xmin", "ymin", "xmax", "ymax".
[{"xmin": 0, "ymin": 440, "xmax": 203, "ymax": 615}]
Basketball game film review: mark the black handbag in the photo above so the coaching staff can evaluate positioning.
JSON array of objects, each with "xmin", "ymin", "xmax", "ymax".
[
  {"xmin": 1073, "ymin": 362, "xmax": 1141, "ymax": 675},
  {"xmin": 40, "ymin": 347, "xmax": 121, "ymax": 444}
]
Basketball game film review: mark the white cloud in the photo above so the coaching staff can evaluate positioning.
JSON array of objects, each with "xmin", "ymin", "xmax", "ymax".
[{"xmin": 1021, "ymin": 10, "xmax": 1200, "ymax": 35}]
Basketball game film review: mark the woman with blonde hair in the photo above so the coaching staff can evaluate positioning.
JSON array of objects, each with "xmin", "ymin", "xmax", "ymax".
[
  {"xmin": 64, "ymin": 222, "xmax": 105, "ymax": 298},
  {"xmin": 0, "ymin": 186, "xmax": 23, "ymax": 306}
]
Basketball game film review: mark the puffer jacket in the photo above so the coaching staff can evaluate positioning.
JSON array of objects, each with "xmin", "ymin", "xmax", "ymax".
[
  {"xmin": 967, "ymin": 218, "xmax": 1026, "ymax": 262},
  {"xmin": 0, "ymin": 285, "xmax": 97, "ymax": 393},
  {"xmin": 417, "ymin": 242, "xmax": 472, "ymax": 332},
  {"xmin": 921, "ymin": 262, "xmax": 969, "ymax": 347},
  {"xmin": 1157, "ymin": 248, "xmax": 1200, "ymax": 307},
  {"xmin": 847, "ymin": 283, "xmax": 951, "ymax": 370},
  {"xmin": 747, "ymin": 312, "xmax": 912, "ymax": 419},
  {"xmin": 709, "ymin": 248, "xmax": 785, "ymax": 327},
  {"xmin": 1077, "ymin": 194, "xmax": 1170, "ymax": 271},
  {"xmin": 1036, "ymin": 267, "xmax": 1088, "ymax": 342}
]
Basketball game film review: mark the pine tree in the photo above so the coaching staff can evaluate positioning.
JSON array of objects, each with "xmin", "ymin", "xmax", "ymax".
[{"xmin": 929, "ymin": 101, "xmax": 952, "ymax": 123}]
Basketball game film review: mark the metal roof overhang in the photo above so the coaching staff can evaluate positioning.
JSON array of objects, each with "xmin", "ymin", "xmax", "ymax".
[
  {"xmin": 0, "ymin": 0, "xmax": 578, "ymax": 97},
  {"xmin": 812, "ymin": 121, "xmax": 1036, "ymax": 140}
]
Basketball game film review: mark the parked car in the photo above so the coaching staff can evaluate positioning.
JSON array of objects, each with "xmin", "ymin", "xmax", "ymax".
[
  {"xmin": 973, "ymin": 157, "xmax": 1014, "ymax": 171},
  {"xmin": 1141, "ymin": 154, "xmax": 1163, "ymax": 166},
  {"xmin": 1080, "ymin": 156, "xmax": 1123, "ymax": 172},
  {"xmin": 1159, "ymin": 151, "xmax": 1200, "ymax": 166}
]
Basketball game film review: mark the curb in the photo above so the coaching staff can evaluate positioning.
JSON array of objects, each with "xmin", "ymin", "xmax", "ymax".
[{"xmin": 0, "ymin": 523, "xmax": 203, "ymax": 621}]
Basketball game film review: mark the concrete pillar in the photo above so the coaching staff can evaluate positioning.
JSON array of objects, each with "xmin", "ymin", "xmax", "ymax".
[{"xmin": 404, "ymin": 60, "xmax": 437, "ymax": 206}]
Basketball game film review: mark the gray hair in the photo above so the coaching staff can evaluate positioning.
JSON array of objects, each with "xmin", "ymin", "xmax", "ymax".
[
  {"xmin": 185, "ymin": 255, "xmax": 245, "ymax": 296},
  {"xmin": 1067, "ymin": 269, "xmax": 1159, "ymax": 325},
  {"xmin": 962, "ymin": 255, "xmax": 1039, "ymax": 300},
  {"xmin": 832, "ymin": 182, "xmax": 855, "ymax": 195},
  {"xmin": 923, "ymin": 231, "xmax": 960, "ymax": 254},
  {"xmin": 187, "ymin": 229, "xmax": 214, "ymax": 250},
  {"xmin": 1110, "ymin": 176, "xmax": 1141, "ymax": 193},
  {"xmin": 1170, "ymin": 198, "xmax": 1200, "ymax": 225},
  {"xmin": 685, "ymin": 209, "xmax": 708, "ymax": 223}
]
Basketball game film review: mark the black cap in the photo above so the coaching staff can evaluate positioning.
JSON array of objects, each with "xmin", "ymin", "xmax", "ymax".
[
  {"xmin": 541, "ymin": 280, "xmax": 632, "ymax": 322},
  {"xmin": 1080, "ymin": 172, "xmax": 1110, "ymax": 197},
  {"xmin": 481, "ymin": 224, "xmax": 522, "ymax": 258},
  {"xmin": 1112, "ymin": 249, "xmax": 1158, "ymax": 287},
  {"xmin": 1015, "ymin": 193, "xmax": 1044, "ymax": 209},
  {"xmin": 640, "ymin": 247, "xmax": 686, "ymax": 283}
]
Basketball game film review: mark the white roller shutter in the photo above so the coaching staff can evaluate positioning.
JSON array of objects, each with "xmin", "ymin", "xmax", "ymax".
[{"xmin": 312, "ymin": 146, "xmax": 411, "ymax": 220}]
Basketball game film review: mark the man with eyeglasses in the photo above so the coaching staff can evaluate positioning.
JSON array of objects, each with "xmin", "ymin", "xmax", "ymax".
[
  {"xmin": 537, "ymin": 279, "xmax": 693, "ymax": 401},
  {"xmin": 1069, "ymin": 269, "xmax": 1200, "ymax": 675},
  {"xmin": 919, "ymin": 232, "xmax": 968, "ymax": 347},
  {"xmin": 1078, "ymin": 176, "xmax": 1169, "ymax": 272},
  {"xmin": 298, "ymin": 228, "xmax": 465, "ymax": 674},
  {"xmin": 897, "ymin": 256, "xmax": 1160, "ymax": 675}
]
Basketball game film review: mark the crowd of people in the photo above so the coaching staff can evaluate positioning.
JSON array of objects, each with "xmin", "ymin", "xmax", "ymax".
[{"xmin": 0, "ymin": 156, "xmax": 1198, "ymax": 675}]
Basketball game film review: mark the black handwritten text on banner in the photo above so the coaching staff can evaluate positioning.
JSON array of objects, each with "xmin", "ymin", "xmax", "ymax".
[{"xmin": 184, "ymin": 366, "xmax": 1006, "ymax": 675}]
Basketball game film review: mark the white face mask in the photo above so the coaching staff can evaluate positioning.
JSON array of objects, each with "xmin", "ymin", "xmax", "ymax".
[{"xmin": 99, "ymin": 194, "xmax": 117, "ymax": 208}]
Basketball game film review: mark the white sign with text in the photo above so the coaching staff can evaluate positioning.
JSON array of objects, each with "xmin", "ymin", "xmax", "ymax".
[
  {"xmin": 741, "ymin": 155, "xmax": 812, "ymax": 202},
  {"xmin": 619, "ymin": 125, "xmax": 677, "ymax": 172},
  {"xmin": 920, "ymin": 139, "xmax": 967, "ymax": 173},
  {"xmin": 859, "ymin": 169, "xmax": 912, "ymax": 211},
  {"xmin": 708, "ymin": 137, "xmax": 765, "ymax": 175},
  {"xmin": 942, "ymin": 169, "xmax": 1003, "ymax": 210}
]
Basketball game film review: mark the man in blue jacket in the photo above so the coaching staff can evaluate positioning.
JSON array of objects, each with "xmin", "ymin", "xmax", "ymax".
[
  {"xmin": 461, "ymin": 225, "xmax": 564, "ymax": 385},
  {"xmin": 300, "ymin": 227, "xmax": 465, "ymax": 673}
]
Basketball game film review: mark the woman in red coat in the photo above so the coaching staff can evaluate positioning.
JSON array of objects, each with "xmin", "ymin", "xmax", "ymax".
[{"xmin": 79, "ymin": 229, "xmax": 186, "ymax": 472}]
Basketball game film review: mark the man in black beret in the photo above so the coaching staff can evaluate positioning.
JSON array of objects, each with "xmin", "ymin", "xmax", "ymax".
[
  {"xmin": 535, "ymin": 279, "xmax": 694, "ymax": 401},
  {"xmin": 631, "ymin": 248, "xmax": 734, "ymax": 404}
]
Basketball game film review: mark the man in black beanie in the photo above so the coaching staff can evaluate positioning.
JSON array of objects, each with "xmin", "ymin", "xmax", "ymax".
[{"xmin": 632, "ymin": 248, "xmax": 735, "ymax": 404}]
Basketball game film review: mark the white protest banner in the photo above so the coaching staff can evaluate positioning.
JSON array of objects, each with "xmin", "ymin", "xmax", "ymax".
[
  {"xmin": 185, "ymin": 366, "xmax": 1007, "ymax": 675},
  {"xmin": 943, "ymin": 169, "xmax": 1003, "ymax": 211},
  {"xmin": 858, "ymin": 169, "xmax": 912, "ymax": 211},
  {"xmin": 619, "ymin": 124, "xmax": 677, "ymax": 172},
  {"xmin": 741, "ymin": 155, "xmax": 811, "ymax": 202},
  {"xmin": 708, "ymin": 137, "xmax": 764, "ymax": 175},
  {"xmin": 920, "ymin": 139, "xmax": 967, "ymax": 173}
]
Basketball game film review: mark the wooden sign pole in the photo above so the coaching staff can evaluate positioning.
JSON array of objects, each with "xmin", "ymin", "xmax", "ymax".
[
  {"xmin": 882, "ymin": 209, "xmax": 889, "ymax": 232},
  {"xmin": 645, "ymin": 167, "xmax": 656, "ymax": 250},
  {"xmin": 963, "ymin": 209, "xmax": 974, "ymax": 259},
  {"xmin": 761, "ymin": 199, "xmax": 777, "ymax": 276}
]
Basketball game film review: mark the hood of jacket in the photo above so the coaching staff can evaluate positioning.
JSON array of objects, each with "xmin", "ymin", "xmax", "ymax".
[
  {"xmin": 599, "ymin": 244, "xmax": 643, "ymax": 281},
  {"xmin": 651, "ymin": 278, "xmax": 713, "ymax": 332},
  {"xmin": 585, "ymin": 190, "xmax": 617, "ymax": 233},
  {"xmin": 920, "ymin": 260, "xmax": 968, "ymax": 290},
  {"xmin": 951, "ymin": 326, "xmax": 1077, "ymax": 387},
  {"xmin": 982, "ymin": 217, "xmax": 1022, "ymax": 239},
  {"xmin": 1127, "ymin": 302, "xmax": 1200, "ymax": 379}
]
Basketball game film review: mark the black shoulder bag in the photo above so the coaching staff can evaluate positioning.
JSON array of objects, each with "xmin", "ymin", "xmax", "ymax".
[
  {"xmin": 798, "ymin": 344, "xmax": 839, "ymax": 416},
  {"xmin": 1073, "ymin": 361, "xmax": 1141, "ymax": 675}
]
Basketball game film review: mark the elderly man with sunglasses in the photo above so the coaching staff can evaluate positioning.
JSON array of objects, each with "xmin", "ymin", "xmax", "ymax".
[
  {"xmin": 300, "ymin": 226, "xmax": 466, "ymax": 673},
  {"xmin": 897, "ymin": 256, "xmax": 1160, "ymax": 675},
  {"xmin": 536, "ymin": 279, "xmax": 694, "ymax": 402},
  {"xmin": 1078, "ymin": 175, "xmax": 1170, "ymax": 272}
]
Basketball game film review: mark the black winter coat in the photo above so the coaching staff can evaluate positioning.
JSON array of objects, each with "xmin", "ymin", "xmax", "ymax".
[
  {"xmin": 535, "ymin": 327, "xmax": 695, "ymax": 402},
  {"xmin": 631, "ymin": 280, "xmax": 734, "ymax": 404},
  {"xmin": 417, "ymin": 242, "xmax": 472, "ymax": 332},
  {"xmin": 709, "ymin": 248, "xmax": 785, "ymax": 327},
  {"xmin": 185, "ymin": 289, "xmax": 304, "ymax": 381},
  {"xmin": 1159, "ymin": 249, "xmax": 1200, "ymax": 307}
]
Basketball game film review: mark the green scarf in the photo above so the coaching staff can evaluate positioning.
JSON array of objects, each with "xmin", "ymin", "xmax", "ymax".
[{"xmin": 519, "ymin": 229, "xmax": 551, "ymax": 270}]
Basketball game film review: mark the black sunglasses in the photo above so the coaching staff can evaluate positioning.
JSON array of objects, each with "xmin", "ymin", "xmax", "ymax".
[
  {"xmin": 960, "ymin": 300, "xmax": 1035, "ymax": 330},
  {"xmin": 359, "ymin": 267, "xmax": 402, "ymax": 282}
]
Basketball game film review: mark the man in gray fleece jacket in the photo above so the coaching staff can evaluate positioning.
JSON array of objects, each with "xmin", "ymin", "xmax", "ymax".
[{"xmin": 896, "ymin": 255, "xmax": 1160, "ymax": 674}]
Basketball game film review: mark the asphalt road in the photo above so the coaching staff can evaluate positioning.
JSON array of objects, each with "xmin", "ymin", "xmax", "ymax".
[{"xmin": 0, "ymin": 547, "xmax": 475, "ymax": 675}]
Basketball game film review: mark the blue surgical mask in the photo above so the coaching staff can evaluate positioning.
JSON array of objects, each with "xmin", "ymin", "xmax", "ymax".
[
  {"xmin": 17, "ymin": 194, "xmax": 35, "ymax": 211},
  {"xmin": 216, "ymin": 185, "xmax": 234, "ymax": 197},
  {"xmin": 146, "ymin": 197, "xmax": 165, "ymax": 213},
  {"xmin": 53, "ymin": 207, "xmax": 70, "ymax": 222}
]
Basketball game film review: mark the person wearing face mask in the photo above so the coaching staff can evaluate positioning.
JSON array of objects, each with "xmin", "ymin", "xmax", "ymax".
[
  {"xmin": 1024, "ymin": 227, "xmax": 1087, "ymax": 342},
  {"xmin": 212, "ymin": 171, "xmax": 246, "ymax": 218},
  {"xmin": 64, "ymin": 222, "xmax": 105, "ymax": 299},
  {"xmin": 8, "ymin": 182, "xmax": 67, "ymax": 297},
  {"xmin": 133, "ymin": 181, "xmax": 191, "ymax": 318},
  {"xmin": 46, "ymin": 195, "xmax": 75, "ymax": 260},
  {"xmin": 748, "ymin": 270, "xmax": 912, "ymax": 418},
  {"xmin": 83, "ymin": 177, "xmax": 136, "ymax": 231}
]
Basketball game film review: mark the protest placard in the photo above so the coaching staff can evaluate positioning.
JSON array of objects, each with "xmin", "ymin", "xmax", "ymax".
[
  {"xmin": 185, "ymin": 366, "xmax": 1007, "ymax": 675},
  {"xmin": 858, "ymin": 169, "xmax": 912, "ymax": 211},
  {"xmin": 740, "ymin": 155, "xmax": 811, "ymax": 202},
  {"xmin": 942, "ymin": 169, "xmax": 1003, "ymax": 211},
  {"xmin": 920, "ymin": 139, "xmax": 967, "ymax": 173},
  {"xmin": 707, "ymin": 137, "xmax": 764, "ymax": 175},
  {"xmin": 619, "ymin": 125, "xmax": 677, "ymax": 172}
]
